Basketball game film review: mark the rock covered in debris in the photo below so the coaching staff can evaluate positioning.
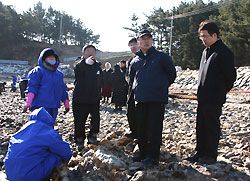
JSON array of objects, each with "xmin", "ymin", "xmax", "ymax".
[
  {"xmin": 0, "ymin": 64, "xmax": 32, "ymax": 75},
  {"xmin": 58, "ymin": 67, "xmax": 74, "ymax": 78},
  {"xmin": 171, "ymin": 69, "xmax": 199, "ymax": 89},
  {"xmin": 93, "ymin": 146, "xmax": 126, "ymax": 170},
  {"xmin": 172, "ymin": 66, "xmax": 250, "ymax": 90},
  {"xmin": 233, "ymin": 66, "xmax": 250, "ymax": 90}
]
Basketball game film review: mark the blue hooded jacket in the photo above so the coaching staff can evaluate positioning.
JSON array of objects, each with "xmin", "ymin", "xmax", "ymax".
[
  {"xmin": 12, "ymin": 75, "xmax": 17, "ymax": 85},
  {"xmin": 27, "ymin": 48, "xmax": 68, "ymax": 108},
  {"xmin": 4, "ymin": 107, "xmax": 72, "ymax": 181}
]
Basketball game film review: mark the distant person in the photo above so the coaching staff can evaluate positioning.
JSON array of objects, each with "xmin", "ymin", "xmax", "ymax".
[
  {"xmin": 119, "ymin": 60, "xmax": 129, "ymax": 106},
  {"xmin": 111, "ymin": 64, "xmax": 126, "ymax": 111},
  {"xmin": 119, "ymin": 60, "xmax": 127, "ymax": 75},
  {"xmin": 4, "ymin": 107, "xmax": 72, "ymax": 180},
  {"xmin": 125, "ymin": 37, "xmax": 139, "ymax": 139},
  {"xmin": 129, "ymin": 29, "xmax": 176, "ymax": 167},
  {"xmin": 19, "ymin": 73, "xmax": 28, "ymax": 100},
  {"xmin": 186, "ymin": 21, "xmax": 236, "ymax": 164},
  {"xmin": 23, "ymin": 48, "xmax": 69, "ymax": 122},
  {"xmin": 0, "ymin": 82, "xmax": 6, "ymax": 95},
  {"xmin": 72, "ymin": 45, "xmax": 103, "ymax": 149},
  {"xmin": 10, "ymin": 75, "xmax": 17, "ymax": 92},
  {"xmin": 101, "ymin": 62, "xmax": 113, "ymax": 103}
]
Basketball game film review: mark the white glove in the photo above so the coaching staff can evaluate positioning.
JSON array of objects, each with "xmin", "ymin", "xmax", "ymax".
[{"xmin": 85, "ymin": 57, "xmax": 95, "ymax": 65}]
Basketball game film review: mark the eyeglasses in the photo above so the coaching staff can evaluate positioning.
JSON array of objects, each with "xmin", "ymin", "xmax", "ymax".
[{"xmin": 199, "ymin": 34, "xmax": 212, "ymax": 40}]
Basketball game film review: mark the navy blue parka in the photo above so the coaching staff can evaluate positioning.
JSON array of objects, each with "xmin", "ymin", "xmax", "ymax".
[{"xmin": 129, "ymin": 47, "xmax": 176, "ymax": 103}]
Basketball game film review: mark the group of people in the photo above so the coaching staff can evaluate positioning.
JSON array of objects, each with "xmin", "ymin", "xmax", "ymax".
[
  {"xmin": 101, "ymin": 60, "xmax": 128, "ymax": 111},
  {"xmin": 3, "ymin": 20, "xmax": 236, "ymax": 180},
  {"xmin": 1, "ymin": 73, "xmax": 29, "ymax": 99}
]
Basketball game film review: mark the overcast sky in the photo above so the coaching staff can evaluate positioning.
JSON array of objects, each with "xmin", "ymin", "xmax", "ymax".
[{"xmin": 1, "ymin": 0, "xmax": 215, "ymax": 52}]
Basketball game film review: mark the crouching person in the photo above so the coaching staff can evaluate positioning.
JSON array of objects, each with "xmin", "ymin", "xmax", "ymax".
[{"xmin": 4, "ymin": 107, "xmax": 72, "ymax": 181}]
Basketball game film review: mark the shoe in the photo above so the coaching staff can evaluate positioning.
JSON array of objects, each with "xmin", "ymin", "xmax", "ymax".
[
  {"xmin": 186, "ymin": 153, "xmax": 203, "ymax": 162},
  {"xmin": 132, "ymin": 152, "xmax": 146, "ymax": 162},
  {"xmin": 125, "ymin": 133, "xmax": 136, "ymax": 139},
  {"xmin": 76, "ymin": 138, "xmax": 84, "ymax": 151},
  {"xmin": 87, "ymin": 135, "xmax": 100, "ymax": 145},
  {"xmin": 198, "ymin": 156, "xmax": 216, "ymax": 165},
  {"xmin": 141, "ymin": 157, "xmax": 159, "ymax": 168}
]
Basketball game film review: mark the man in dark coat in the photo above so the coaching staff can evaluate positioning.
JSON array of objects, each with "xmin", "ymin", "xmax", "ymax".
[
  {"xmin": 119, "ymin": 60, "xmax": 128, "ymax": 106},
  {"xmin": 129, "ymin": 30, "xmax": 176, "ymax": 167},
  {"xmin": 73, "ymin": 45, "xmax": 103, "ymax": 148},
  {"xmin": 19, "ymin": 73, "xmax": 28, "ymax": 99},
  {"xmin": 111, "ymin": 64, "xmax": 126, "ymax": 111},
  {"xmin": 125, "ymin": 37, "xmax": 139, "ymax": 139},
  {"xmin": 186, "ymin": 21, "xmax": 236, "ymax": 164}
]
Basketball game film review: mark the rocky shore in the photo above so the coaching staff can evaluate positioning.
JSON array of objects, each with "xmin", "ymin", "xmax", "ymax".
[{"xmin": 0, "ymin": 65, "xmax": 249, "ymax": 180}]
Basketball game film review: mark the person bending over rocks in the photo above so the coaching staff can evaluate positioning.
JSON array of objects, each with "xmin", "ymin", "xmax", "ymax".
[
  {"xmin": 0, "ymin": 82, "xmax": 6, "ymax": 95},
  {"xmin": 4, "ymin": 107, "xmax": 72, "ymax": 180}
]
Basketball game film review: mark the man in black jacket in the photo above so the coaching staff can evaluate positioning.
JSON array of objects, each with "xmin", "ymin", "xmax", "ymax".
[
  {"xmin": 129, "ymin": 30, "xmax": 176, "ymax": 167},
  {"xmin": 187, "ymin": 21, "xmax": 236, "ymax": 164},
  {"xmin": 119, "ymin": 60, "xmax": 129, "ymax": 107},
  {"xmin": 72, "ymin": 45, "xmax": 102, "ymax": 148},
  {"xmin": 125, "ymin": 37, "xmax": 139, "ymax": 139}
]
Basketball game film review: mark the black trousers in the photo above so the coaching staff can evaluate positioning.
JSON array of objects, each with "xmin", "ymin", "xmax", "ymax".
[
  {"xmin": 126, "ymin": 94, "xmax": 137, "ymax": 136},
  {"xmin": 195, "ymin": 103, "xmax": 222, "ymax": 159},
  {"xmin": 135, "ymin": 102, "xmax": 165, "ymax": 159},
  {"xmin": 72, "ymin": 102, "xmax": 100, "ymax": 140},
  {"xmin": 19, "ymin": 80, "xmax": 28, "ymax": 98}
]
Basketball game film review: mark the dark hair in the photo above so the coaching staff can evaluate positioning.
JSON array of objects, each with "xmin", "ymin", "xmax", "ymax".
[
  {"xmin": 42, "ymin": 49, "xmax": 58, "ymax": 61},
  {"xmin": 83, "ymin": 45, "xmax": 96, "ymax": 52},
  {"xmin": 128, "ymin": 38, "xmax": 137, "ymax": 45},
  {"xmin": 114, "ymin": 64, "xmax": 120, "ymax": 71},
  {"xmin": 120, "ymin": 60, "xmax": 126, "ymax": 64},
  {"xmin": 198, "ymin": 21, "xmax": 220, "ymax": 37}
]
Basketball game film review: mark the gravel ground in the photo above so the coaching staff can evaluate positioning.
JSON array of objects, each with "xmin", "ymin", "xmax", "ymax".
[{"xmin": 0, "ymin": 80, "xmax": 249, "ymax": 180}]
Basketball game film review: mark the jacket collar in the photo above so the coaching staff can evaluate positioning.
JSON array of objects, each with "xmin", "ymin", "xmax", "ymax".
[
  {"xmin": 209, "ymin": 39, "xmax": 222, "ymax": 52},
  {"xmin": 137, "ymin": 46, "xmax": 157, "ymax": 58}
]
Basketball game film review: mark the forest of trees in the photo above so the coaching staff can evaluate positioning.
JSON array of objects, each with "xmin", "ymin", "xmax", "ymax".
[
  {"xmin": 124, "ymin": 0, "xmax": 249, "ymax": 69},
  {"xmin": 0, "ymin": 1, "xmax": 99, "ymax": 59},
  {"xmin": 0, "ymin": 0, "xmax": 249, "ymax": 68}
]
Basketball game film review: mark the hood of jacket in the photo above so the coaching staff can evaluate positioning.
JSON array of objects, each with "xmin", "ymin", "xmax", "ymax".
[
  {"xmin": 38, "ymin": 48, "xmax": 60, "ymax": 68},
  {"xmin": 29, "ymin": 107, "xmax": 54, "ymax": 127}
]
